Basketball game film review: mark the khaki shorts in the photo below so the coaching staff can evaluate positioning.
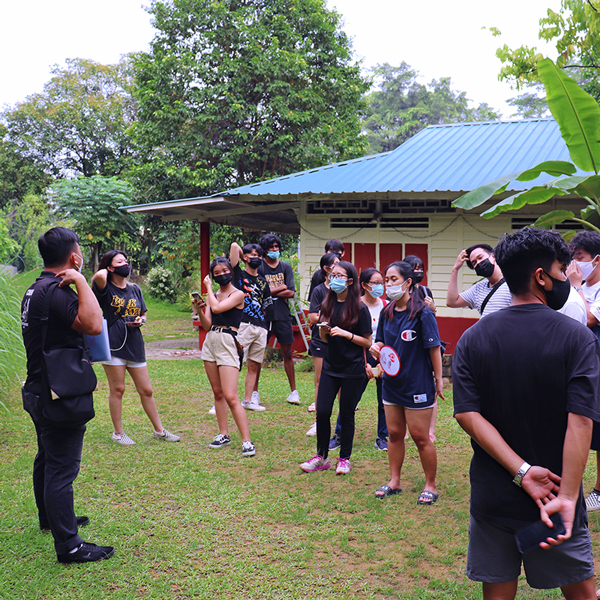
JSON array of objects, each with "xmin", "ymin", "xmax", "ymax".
[
  {"xmin": 201, "ymin": 329, "xmax": 239, "ymax": 369},
  {"xmin": 237, "ymin": 322, "xmax": 267, "ymax": 363}
]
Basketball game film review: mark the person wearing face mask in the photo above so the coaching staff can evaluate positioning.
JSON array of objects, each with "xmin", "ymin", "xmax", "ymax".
[
  {"xmin": 563, "ymin": 231, "xmax": 600, "ymax": 517},
  {"xmin": 453, "ymin": 228, "xmax": 600, "ymax": 599},
  {"xmin": 370, "ymin": 262, "xmax": 444, "ymax": 503},
  {"xmin": 256, "ymin": 233, "xmax": 299, "ymax": 405},
  {"xmin": 229, "ymin": 242, "xmax": 272, "ymax": 412},
  {"xmin": 196, "ymin": 257, "xmax": 256, "ymax": 457},
  {"xmin": 305, "ymin": 252, "xmax": 340, "ymax": 430},
  {"xmin": 446, "ymin": 243, "xmax": 512, "ymax": 317},
  {"xmin": 300, "ymin": 262, "xmax": 372, "ymax": 475},
  {"xmin": 92, "ymin": 251, "xmax": 180, "ymax": 446},
  {"xmin": 307, "ymin": 239, "xmax": 345, "ymax": 301},
  {"xmin": 21, "ymin": 227, "xmax": 115, "ymax": 563}
]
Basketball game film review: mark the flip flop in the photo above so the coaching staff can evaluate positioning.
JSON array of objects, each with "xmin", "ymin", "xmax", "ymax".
[
  {"xmin": 374, "ymin": 484, "xmax": 402, "ymax": 499},
  {"xmin": 417, "ymin": 490, "xmax": 439, "ymax": 505}
]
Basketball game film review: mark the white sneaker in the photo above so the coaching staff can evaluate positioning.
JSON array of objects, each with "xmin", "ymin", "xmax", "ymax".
[
  {"xmin": 287, "ymin": 390, "xmax": 300, "ymax": 405},
  {"xmin": 111, "ymin": 431, "xmax": 136, "ymax": 446},
  {"xmin": 242, "ymin": 441, "xmax": 256, "ymax": 457},
  {"xmin": 585, "ymin": 489, "xmax": 600, "ymax": 512},
  {"xmin": 208, "ymin": 406, "xmax": 216, "ymax": 415},
  {"xmin": 242, "ymin": 399, "xmax": 267, "ymax": 412},
  {"xmin": 306, "ymin": 422, "xmax": 317, "ymax": 436},
  {"xmin": 300, "ymin": 455, "xmax": 331, "ymax": 472},
  {"xmin": 336, "ymin": 457, "xmax": 351, "ymax": 475},
  {"xmin": 152, "ymin": 429, "xmax": 181, "ymax": 442},
  {"xmin": 251, "ymin": 391, "xmax": 260, "ymax": 404}
]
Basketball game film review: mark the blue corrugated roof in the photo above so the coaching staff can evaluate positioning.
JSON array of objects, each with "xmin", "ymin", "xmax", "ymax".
[{"xmin": 221, "ymin": 118, "xmax": 574, "ymax": 197}]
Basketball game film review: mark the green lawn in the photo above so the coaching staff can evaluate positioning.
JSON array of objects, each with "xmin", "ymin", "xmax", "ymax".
[{"xmin": 1, "ymin": 283, "xmax": 599, "ymax": 599}]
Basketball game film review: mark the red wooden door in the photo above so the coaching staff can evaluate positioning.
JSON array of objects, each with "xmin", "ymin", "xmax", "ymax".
[
  {"xmin": 353, "ymin": 243, "xmax": 376, "ymax": 274},
  {"xmin": 379, "ymin": 244, "xmax": 403, "ymax": 272}
]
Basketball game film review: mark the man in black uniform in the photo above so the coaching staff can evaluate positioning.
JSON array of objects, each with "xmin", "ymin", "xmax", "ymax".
[
  {"xmin": 21, "ymin": 227, "xmax": 115, "ymax": 563},
  {"xmin": 453, "ymin": 228, "xmax": 600, "ymax": 598}
]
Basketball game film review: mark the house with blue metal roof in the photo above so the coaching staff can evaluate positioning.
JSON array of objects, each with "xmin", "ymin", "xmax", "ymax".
[{"xmin": 129, "ymin": 117, "xmax": 584, "ymax": 351}]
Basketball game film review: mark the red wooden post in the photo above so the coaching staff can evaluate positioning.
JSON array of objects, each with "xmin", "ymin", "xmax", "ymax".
[{"xmin": 200, "ymin": 221, "xmax": 210, "ymax": 286}]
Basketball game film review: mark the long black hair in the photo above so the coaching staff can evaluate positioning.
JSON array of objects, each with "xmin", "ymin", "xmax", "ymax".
[
  {"xmin": 382, "ymin": 261, "xmax": 426, "ymax": 321},
  {"xmin": 319, "ymin": 261, "xmax": 361, "ymax": 330},
  {"xmin": 210, "ymin": 256, "xmax": 232, "ymax": 276},
  {"xmin": 98, "ymin": 250, "xmax": 128, "ymax": 281}
]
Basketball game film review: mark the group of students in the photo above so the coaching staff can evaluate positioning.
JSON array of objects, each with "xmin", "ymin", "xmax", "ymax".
[{"xmin": 186, "ymin": 236, "xmax": 445, "ymax": 505}]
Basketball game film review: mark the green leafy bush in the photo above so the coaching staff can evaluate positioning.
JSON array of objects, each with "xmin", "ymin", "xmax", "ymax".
[
  {"xmin": 146, "ymin": 266, "xmax": 178, "ymax": 303},
  {"xmin": 0, "ymin": 271, "xmax": 25, "ymax": 415}
]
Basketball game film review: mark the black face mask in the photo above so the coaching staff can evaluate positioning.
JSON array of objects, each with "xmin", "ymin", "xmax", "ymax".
[
  {"xmin": 475, "ymin": 258, "xmax": 495, "ymax": 278},
  {"xmin": 112, "ymin": 264, "xmax": 130, "ymax": 278},
  {"xmin": 247, "ymin": 257, "xmax": 262, "ymax": 269},
  {"xmin": 412, "ymin": 271, "xmax": 424, "ymax": 284},
  {"xmin": 214, "ymin": 273, "xmax": 233, "ymax": 286},
  {"xmin": 543, "ymin": 272, "xmax": 571, "ymax": 311}
]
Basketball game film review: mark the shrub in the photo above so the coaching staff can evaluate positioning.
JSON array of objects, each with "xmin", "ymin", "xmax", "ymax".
[{"xmin": 146, "ymin": 266, "xmax": 178, "ymax": 303}]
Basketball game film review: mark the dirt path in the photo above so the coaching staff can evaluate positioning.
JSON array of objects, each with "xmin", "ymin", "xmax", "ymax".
[{"xmin": 144, "ymin": 336, "xmax": 202, "ymax": 360}]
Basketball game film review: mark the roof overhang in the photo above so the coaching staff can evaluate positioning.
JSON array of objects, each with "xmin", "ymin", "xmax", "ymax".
[{"xmin": 126, "ymin": 195, "xmax": 302, "ymax": 234}]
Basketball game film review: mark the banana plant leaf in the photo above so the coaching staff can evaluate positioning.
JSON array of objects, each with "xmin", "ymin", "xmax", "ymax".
[
  {"xmin": 481, "ymin": 186, "xmax": 566, "ymax": 219},
  {"xmin": 515, "ymin": 161, "xmax": 577, "ymax": 182},
  {"xmin": 533, "ymin": 210, "xmax": 575, "ymax": 229},
  {"xmin": 538, "ymin": 58, "xmax": 600, "ymax": 175}
]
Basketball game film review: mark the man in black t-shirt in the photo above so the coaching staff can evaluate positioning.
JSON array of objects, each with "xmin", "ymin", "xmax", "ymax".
[
  {"xmin": 21, "ymin": 227, "xmax": 115, "ymax": 564},
  {"xmin": 257, "ymin": 234, "xmax": 299, "ymax": 405},
  {"xmin": 453, "ymin": 228, "xmax": 600, "ymax": 598},
  {"xmin": 230, "ymin": 242, "xmax": 272, "ymax": 411}
]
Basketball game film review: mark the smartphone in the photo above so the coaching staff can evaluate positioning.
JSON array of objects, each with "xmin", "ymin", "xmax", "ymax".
[
  {"xmin": 317, "ymin": 322, "xmax": 329, "ymax": 329},
  {"xmin": 514, "ymin": 512, "xmax": 566, "ymax": 554},
  {"xmin": 191, "ymin": 291, "xmax": 202, "ymax": 301}
]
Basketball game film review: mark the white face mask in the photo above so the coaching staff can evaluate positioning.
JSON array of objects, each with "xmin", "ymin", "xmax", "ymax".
[
  {"xmin": 74, "ymin": 253, "xmax": 84, "ymax": 273},
  {"xmin": 576, "ymin": 259, "xmax": 597, "ymax": 281},
  {"xmin": 387, "ymin": 283, "xmax": 406, "ymax": 301}
]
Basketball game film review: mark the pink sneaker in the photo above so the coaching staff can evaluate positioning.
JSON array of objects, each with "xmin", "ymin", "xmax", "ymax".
[
  {"xmin": 336, "ymin": 457, "xmax": 351, "ymax": 475},
  {"xmin": 300, "ymin": 455, "xmax": 331, "ymax": 472}
]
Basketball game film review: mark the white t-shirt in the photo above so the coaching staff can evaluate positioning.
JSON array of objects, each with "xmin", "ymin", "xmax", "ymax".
[
  {"xmin": 558, "ymin": 287, "xmax": 587, "ymax": 325},
  {"xmin": 365, "ymin": 298, "xmax": 384, "ymax": 336},
  {"xmin": 459, "ymin": 279, "xmax": 512, "ymax": 317},
  {"xmin": 582, "ymin": 280, "xmax": 600, "ymax": 322}
]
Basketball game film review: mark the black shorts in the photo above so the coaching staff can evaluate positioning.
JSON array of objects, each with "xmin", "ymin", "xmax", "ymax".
[
  {"xmin": 268, "ymin": 318, "xmax": 294, "ymax": 346},
  {"xmin": 309, "ymin": 335, "xmax": 327, "ymax": 358}
]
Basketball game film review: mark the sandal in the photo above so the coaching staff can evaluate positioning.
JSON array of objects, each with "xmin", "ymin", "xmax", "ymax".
[
  {"xmin": 417, "ymin": 490, "xmax": 439, "ymax": 505},
  {"xmin": 374, "ymin": 484, "xmax": 402, "ymax": 499}
]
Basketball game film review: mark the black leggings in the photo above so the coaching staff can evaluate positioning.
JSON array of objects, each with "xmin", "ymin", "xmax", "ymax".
[{"xmin": 316, "ymin": 372, "xmax": 363, "ymax": 459}]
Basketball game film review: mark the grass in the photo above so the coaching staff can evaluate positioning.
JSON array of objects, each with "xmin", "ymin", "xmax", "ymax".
[{"xmin": 2, "ymin": 286, "xmax": 600, "ymax": 598}]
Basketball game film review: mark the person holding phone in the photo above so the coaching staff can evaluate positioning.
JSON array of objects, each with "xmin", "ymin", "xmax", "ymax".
[
  {"xmin": 92, "ymin": 251, "xmax": 180, "ymax": 446},
  {"xmin": 300, "ymin": 261, "xmax": 371, "ymax": 475},
  {"xmin": 370, "ymin": 261, "xmax": 443, "ymax": 503},
  {"xmin": 195, "ymin": 257, "xmax": 256, "ymax": 457}
]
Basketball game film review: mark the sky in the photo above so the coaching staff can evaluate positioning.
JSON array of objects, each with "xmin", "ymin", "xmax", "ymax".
[{"xmin": 0, "ymin": 0, "xmax": 562, "ymax": 116}]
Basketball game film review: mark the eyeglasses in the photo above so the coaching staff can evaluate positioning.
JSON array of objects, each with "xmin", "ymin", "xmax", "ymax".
[{"xmin": 329, "ymin": 274, "xmax": 348, "ymax": 281}]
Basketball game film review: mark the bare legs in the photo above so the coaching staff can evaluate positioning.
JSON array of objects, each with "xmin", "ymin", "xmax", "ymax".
[
  {"xmin": 204, "ymin": 361, "xmax": 251, "ymax": 442},
  {"xmin": 384, "ymin": 404, "xmax": 436, "ymax": 494},
  {"xmin": 481, "ymin": 576, "xmax": 595, "ymax": 600},
  {"xmin": 103, "ymin": 364, "xmax": 164, "ymax": 434},
  {"xmin": 243, "ymin": 359, "xmax": 261, "ymax": 403}
]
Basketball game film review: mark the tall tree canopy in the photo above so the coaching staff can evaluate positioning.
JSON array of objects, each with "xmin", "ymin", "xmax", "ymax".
[
  {"xmin": 363, "ymin": 63, "xmax": 499, "ymax": 154},
  {"xmin": 131, "ymin": 0, "xmax": 370, "ymax": 203},
  {"xmin": 3, "ymin": 58, "xmax": 136, "ymax": 178},
  {"xmin": 494, "ymin": 1, "xmax": 600, "ymax": 101},
  {"xmin": 0, "ymin": 125, "xmax": 53, "ymax": 210}
]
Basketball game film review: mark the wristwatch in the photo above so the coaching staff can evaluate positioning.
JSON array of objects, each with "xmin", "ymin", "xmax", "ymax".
[
  {"xmin": 513, "ymin": 461, "xmax": 531, "ymax": 487},
  {"xmin": 573, "ymin": 286, "xmax": 583, "ymax": 291}
]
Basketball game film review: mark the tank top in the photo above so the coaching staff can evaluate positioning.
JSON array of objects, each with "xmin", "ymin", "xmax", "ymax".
[{"xmin": 212, "ymin": 306, "xmax": 243, "ymax": 329}]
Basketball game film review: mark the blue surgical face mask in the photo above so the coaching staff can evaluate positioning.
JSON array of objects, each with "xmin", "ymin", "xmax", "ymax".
[
  {"xmin": 368, "ymin": 283, "xmax": 384, "ymax": 298},
  {"xmin": 267, "ymin": 250, "xmax": 280, "ymax": 260},
  {"xmin": 330, "ymin": 277, "xmax": 348, "ymax": 294}
]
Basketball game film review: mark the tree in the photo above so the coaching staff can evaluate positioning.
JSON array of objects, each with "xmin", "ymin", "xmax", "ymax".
[
  {"xmin": 50, "ymin": 176, "xmax": 139, "ymax": 270},
  {"xmin": 3, "ymin": 58, "xmax": 136, "ymax": 178},
  {"xmin": 130, "ymin": 0, "xmax": 370, "ymax": 204},
  {"xmin": 453, "ymin": 59, "xmax": 600, "ymax": 238},
  {"xmin": 363, "ymin": 63, "xmax": 500, "ymax": 154},
  {"xmin": 0, "ymin": 125, "xmax": 53, "ymax": 210},
  {"xmin": 493, "ymin": 1, "xmax": 600, "ymax": 100},
  {"xmin": 506, "ymin": 89, "xmax": 550, "ymax": 119}
]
